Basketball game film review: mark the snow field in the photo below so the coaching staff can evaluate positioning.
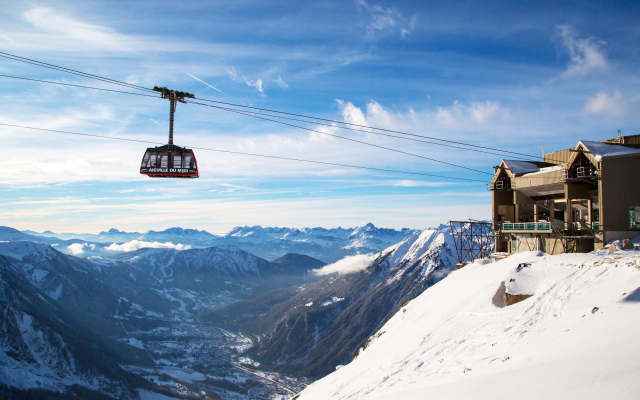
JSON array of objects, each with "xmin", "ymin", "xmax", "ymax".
[{"xmin": 297, "ymin": 250, "xmax": 640, "ymax": 400}]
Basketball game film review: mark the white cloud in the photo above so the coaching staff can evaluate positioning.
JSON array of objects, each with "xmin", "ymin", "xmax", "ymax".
[
  {"xmin": 273, "ymin": 76, "xmax": 289, "ymax": 89},
  {"xmin": 226, "ymin": 66, "xmax": 265, "ymax": 96},
  {"xmin": 435, "ymin": 107, "xmax": 457, "ymax": 125},
  {"xmin": 22, "ymin": 7, "xmax": 130, "ymax": 51},
  {"xmin": 67, "ymin": 242, "xmax": 95, "ymax": 254},
  {"xmin": 313, "ymin": 253, "xmax": 375, "ymax": 275},
  {"xmin": 336, "ymin": 99, "xmax": 370, "ymax": 128},
  {"xmin": 336, "ymin": 99, "xmax": 509, "ymax": 129},
  {"xmin": 469, "ymin": 101, "xmax": 509, "ymax": 124},
  {"xmin": 354, "ymin": 0, "xmax": 413, "ymax": 40},
  {"xmin": 584, "ymin": 90, "xmax": 628, "ymax": 118},
  {"xmin": 557, "ymin": 25, "xmax": 608, "ymax": 77},
  {"xmin": 105, "ymin": 240, "xmax": 192, "ymax": 252},
  {"xmin": 225, "ymin": 66, "xmax": 239, "ymax": 80},
  {"xmin": 245, "ymin": 78, "xmax": 264, "ymax": 96}
]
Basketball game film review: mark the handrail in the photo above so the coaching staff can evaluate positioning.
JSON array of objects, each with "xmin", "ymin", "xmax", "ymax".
[
  {"xmin": 501, "ymin": 220, "xmax": 599, "ymax": 232},
  {"xmin": 559, "ymin": 167, "xmax": 599, "ymax": 181},
  {"xmin": 501, "ymin": 222, "xmax": 551, "ymax": 231}
]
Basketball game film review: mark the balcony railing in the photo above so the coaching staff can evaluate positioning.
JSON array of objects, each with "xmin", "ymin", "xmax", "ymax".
[
  {"xmin": 501, "ymin": 221, "xmax": 599, "ymax": 232},
  {"xmin": 559, "ymin": 167, "xmax": 598, "ymax": 181},
  {"xmin": 501, "ymin": 222, "xmax": 551, "ymax": 231}
]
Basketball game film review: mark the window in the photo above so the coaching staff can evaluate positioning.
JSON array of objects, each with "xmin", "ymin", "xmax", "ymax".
[
  {"xmin": 183, "ymin": 154, "xmax": 194, "ymax": 169},
  {"xmin": 159, "ymin": 152, "xmax": 169, "ymax": 168},
  {"xmin": 142, "ymin": 153, "xmax": 151, "ymax": 167},
  {"xmin": 631, "ymin": 207, "xmax": 640, "ymax": 230},
  {"xmin": 147, "ymin": 153, "xmax": 158, "ymax": 167},
  {"xmin": 173, "ymin": 153, "xmax": 183, "ymax": 168}
]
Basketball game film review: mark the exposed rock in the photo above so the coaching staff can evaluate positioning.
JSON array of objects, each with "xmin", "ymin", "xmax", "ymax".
[{"xmin": 504, "ymin": 292, "xmax": 533, "ymax": 306}]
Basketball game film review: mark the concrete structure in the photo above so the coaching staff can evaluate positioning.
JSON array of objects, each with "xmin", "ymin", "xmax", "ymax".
[{"xmin": 491, "ymin": 133, "xmax": 640, "ymax": 255}]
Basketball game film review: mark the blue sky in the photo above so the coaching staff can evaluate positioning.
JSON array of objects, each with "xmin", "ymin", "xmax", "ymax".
[{"xmin": 1, "ymin": 0, "xmax": 639, "ymax": 234}]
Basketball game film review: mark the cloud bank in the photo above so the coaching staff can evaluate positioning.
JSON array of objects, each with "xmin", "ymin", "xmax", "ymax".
[
  {"xmin": 313, "ymin": 253, "xmax": 375, "ymax": 276},
  {"xmin": 106, "ymin": 240, "xmax": 192, "ymax": 252},
  {"xmin": 67, "ymin": 243, "xmax": 95, "ymax": 255}
]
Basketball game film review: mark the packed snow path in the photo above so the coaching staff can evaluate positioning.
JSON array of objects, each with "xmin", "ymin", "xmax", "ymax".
[{"xmin": 297, "ymin": 250, "xmax": 640, "ymax": 400}]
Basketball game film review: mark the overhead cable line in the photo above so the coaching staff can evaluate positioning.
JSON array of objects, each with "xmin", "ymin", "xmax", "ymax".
[
  {"xmin": 0, "ymin": 73, "xmax": 562, "ymax": 173},
  {"xmin": 0, "ymin": 123, "xmax": 487, "ymax": 183},
  {"xmin": 2, "ymin": 53, "xmax": 565, "ymax": 167},
  {"xmin": 190, "ymin": 97, "xmax": 540, "ymax": 159},
  {"xmin": 188, "ymin": 101, "xmax": 531, "ymax": 160},
  {"xmin": 0, "ymin": 72, "xmax": 528, "ymax": 161},
  {"xmin": 0, "ymin": 72, "xmax": 493, "ymax": 175},
  {"xmin": 0, "ymin": 52, "xmax": 538, "ymax": 160},
  {"xmin": 188, "ymin": 100, "xmax": 493, "ymax": 176},
  {"xmin": 0, "ymin": 74, "xmax": 159, "ymax": 99},
  {"xmin": 0, "ymin": 52, "xmax": 155, "ymax": 94}
]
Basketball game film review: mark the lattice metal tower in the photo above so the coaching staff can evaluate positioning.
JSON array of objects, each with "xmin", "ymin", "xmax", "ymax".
[{"xmin": 449, "ymin": 220, "xmax": 495, "ymax": 263}]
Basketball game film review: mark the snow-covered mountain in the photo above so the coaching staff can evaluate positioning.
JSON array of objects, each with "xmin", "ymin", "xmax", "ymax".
[
  {"xmin": 214, "ymin": 225, "xmax": 457, "ymax": 377},
  {"xmin": 15, "ymin": 224, "xmax": 408, "ymax": 263},
  {"xmin": 84, "ymin": 228, "xmax": 144, "ymax": 243},
  {"xmin": 0, "ymin": 243, "xmax": 149, "ymax": 399},
  {"xmin": 13, "ymin": 223, "xmax": 421, "ymax": 263},
  {"xmin": 0, "ymin": 241, "xmax": 327, "ymax": 399},
  {"xmin": 219, "ymin": 223, "xmax": 420, "ymax": 262},
  {"xmin": 21, "ymin": 229, "xmax": 94, "ymax": 241},
  {"xmin": 297, "ymin": 250, "xmax": 640, "ymax": 400}
]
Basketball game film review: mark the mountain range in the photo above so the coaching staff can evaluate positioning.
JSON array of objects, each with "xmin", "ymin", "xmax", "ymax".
[
  {"xmin": 13, "ymin": 223, "xmax": 421, "ymax": 263},
  {"xmin": 0, "ymin": 223, "xmax": 459, "ymax": 399}
]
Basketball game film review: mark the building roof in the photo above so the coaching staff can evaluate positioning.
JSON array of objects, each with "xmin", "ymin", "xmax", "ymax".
[
  {"xmin": 580, "ymin": 141, "xmax": 640, "ymax": 160},
  {"xmin": 502, "ymin": 160, "xmax": 557, "ymax": 176}
]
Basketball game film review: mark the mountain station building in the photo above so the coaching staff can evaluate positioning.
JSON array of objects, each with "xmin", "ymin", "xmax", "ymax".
[{"xmin": 491, "ymin": 133, "xmax": 640, "ymax": 254}]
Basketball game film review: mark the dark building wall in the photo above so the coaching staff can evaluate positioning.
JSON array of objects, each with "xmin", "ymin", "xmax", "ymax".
[{"xmin": 600, "ymin": 156, "xmax": 640, "ymax": 231}]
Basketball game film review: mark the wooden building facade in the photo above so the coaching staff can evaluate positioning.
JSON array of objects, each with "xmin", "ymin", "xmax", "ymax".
[{"xmin": 491, "ymin": 134, "xmax": 640, "ymax": 255}]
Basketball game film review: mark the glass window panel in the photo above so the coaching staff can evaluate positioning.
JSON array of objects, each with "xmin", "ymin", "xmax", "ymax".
[
  {"xmin": 183, "ymin": 154, "xmax": 193, "ymax": 169},
  {"xmin": 173, "ymin": 154, "xmax": 182, "ymax": 168},
  {"xmin": 142, "ymin": 152, "xmax": 150, "ymax": 167},
  {"xmin": 160, "ymin": 153, "xmax": 169, "ymax": 168}
]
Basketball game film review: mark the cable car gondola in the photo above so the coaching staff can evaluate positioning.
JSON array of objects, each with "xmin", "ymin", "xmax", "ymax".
[{"xmin": 140, "ymin": 87, "xmax": 199, "ymax": 178}]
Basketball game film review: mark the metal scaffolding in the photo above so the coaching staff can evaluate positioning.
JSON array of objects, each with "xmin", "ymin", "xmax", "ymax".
[{"xmin": 449, "ymin": 220, "xmax": 495, "ymax": 263}]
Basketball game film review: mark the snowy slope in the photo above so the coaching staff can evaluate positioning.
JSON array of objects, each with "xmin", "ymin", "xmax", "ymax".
[{"xmin": 297, "ymin": 250, "xmax": 640, "ymax": 400}]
